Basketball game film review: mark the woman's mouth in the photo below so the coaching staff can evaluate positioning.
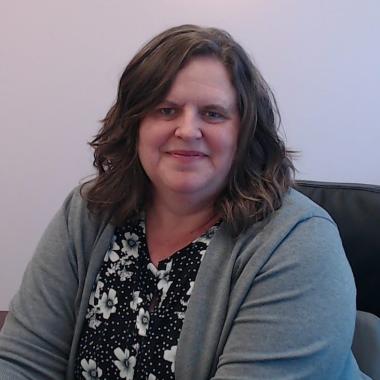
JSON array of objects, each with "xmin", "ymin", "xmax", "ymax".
[{"xmin": 167, "ymin": 150, "xmax": 207, "ymax": 162}]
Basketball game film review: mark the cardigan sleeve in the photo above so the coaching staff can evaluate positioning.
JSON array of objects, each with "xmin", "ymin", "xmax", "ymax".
[
  {"xmin": 211, "ymin": 217, "xmax": 371, "ymax": 380},
  {"xmin": 0, "ymin": 189, "xmax": 82, "ymax": 380}
]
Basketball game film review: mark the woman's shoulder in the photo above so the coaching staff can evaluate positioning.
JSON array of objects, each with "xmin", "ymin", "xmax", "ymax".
[
  {"xmin": 61, "ymin": 182, "xmax": 92, "ymax": 216},
  {"xmin": 238, "ymin": 188, "xmax": 335, "ymax": 243},
  {"xmin": 52, "ymin": 183, "xmax": 114, "ymax": 259},
  {"xmin": 281, "ymin": 187, "xmax": 332, "ymax": 221},
  {"xmin": 60, "ymin": 182, "xmax": 107, "ymax": 225},
  {"xmin": 226, "ymin": 187, "xmax": 344, "ymax": 275}
]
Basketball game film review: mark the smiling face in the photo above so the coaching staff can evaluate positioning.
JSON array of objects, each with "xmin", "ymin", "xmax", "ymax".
[{"xmin": 137, "ymin": 56, "xmax": 240, "ymax": 206}]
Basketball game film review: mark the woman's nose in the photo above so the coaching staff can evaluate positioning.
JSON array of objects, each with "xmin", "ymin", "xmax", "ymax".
[{"xmin": 174, "ymin": 109, "xmax": 203, "ymax": 140}]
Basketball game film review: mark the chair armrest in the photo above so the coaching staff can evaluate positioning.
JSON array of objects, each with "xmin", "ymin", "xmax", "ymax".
[{"xmin": 352, "ymin": 310, "xmax": 380, "ymax": 379}]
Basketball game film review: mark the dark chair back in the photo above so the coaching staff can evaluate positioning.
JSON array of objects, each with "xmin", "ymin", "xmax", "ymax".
[
  {"xmin": 0, "ymin": 311, "xmax": 7, "ymax": 330},
  {"xmin": 296, "ymin": 180, "xmax": 380, "ymax": 317}
]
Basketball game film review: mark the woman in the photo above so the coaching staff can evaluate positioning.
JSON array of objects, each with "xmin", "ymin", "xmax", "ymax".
[{"xmin": 0, "ymin": 25, "xmax": 369, "ymax": 379}]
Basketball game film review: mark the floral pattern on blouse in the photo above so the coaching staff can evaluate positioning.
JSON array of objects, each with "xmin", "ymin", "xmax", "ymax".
[{"xmin": 74, "ymin": 218, "xmax": 220, "ymax": 380}]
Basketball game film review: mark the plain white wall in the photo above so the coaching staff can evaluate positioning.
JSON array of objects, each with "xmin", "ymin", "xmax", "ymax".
[{"xmin": 1, "ymin": 0, "xmax": 379, "ymax": 308}]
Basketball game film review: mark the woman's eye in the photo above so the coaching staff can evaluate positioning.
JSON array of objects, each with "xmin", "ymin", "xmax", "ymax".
[
  {"xmin": 159, "ymin": 107, "xmax": 176, "ymax": 117},
  {"xmin": 204, "ymin": 110, "xmax": 225, "ymax": 121}
]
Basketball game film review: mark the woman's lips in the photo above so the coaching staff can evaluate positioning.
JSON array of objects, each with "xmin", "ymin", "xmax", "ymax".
[{"xmin": 167, "ymin": 150, "xmax": 207, "ymax": 162}]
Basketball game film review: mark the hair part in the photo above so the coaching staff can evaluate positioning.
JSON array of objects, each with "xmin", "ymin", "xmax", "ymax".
[{"xmin": 81, "ymin": 24, "xmax": 295, "ymax": 236}]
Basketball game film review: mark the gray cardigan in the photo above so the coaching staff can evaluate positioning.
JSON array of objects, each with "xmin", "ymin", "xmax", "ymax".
[{"xmin": 0, "ymin": 187, "xmax": 370, "ymax": 379}]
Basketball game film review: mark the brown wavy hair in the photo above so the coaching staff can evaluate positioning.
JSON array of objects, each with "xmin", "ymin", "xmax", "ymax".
[{"xmin": 82, "ymin": 24, "xmax": 295, "ymax": 235}]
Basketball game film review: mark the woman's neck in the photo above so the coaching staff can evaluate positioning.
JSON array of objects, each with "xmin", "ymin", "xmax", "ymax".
[
  {"xmin": 150, "ymin": 195, "xmax": 216, "ymax": 226},
  {"xmin": 145, "ymin": 194, "xmax": 220, "ymax": 266}
]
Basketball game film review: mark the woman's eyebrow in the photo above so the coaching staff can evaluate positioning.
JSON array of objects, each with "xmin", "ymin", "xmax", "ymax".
[
  {"xmin": 162, "ymin": 99, "xmax": 236, "ymax": 113},
  {"xmin": 159, "ymin": 99, "xmax": 181, "ymax": 107},
  {"xmin": 202, "ymin": 104, "xmax": 232, "ymax": 113}
]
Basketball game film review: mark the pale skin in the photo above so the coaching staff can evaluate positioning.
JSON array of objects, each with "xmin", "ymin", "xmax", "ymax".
[{"xmin": 138, "ymin": 56, "xmax": 240, "ymax": 267}]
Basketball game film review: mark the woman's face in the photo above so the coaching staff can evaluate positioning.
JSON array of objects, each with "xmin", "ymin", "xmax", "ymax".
[{"xmin": 138, "ymin": 56, "xmax": 240, "ymax": 206}]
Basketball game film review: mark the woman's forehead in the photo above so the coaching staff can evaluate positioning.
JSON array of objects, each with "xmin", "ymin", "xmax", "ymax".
[{"xmin": 163, "ymin": 57, "xmax": 237, "ymax": 109}]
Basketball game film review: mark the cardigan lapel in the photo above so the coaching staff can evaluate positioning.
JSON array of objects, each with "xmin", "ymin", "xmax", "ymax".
[{"xmin": 175, "ymin": 223, "xmax": 236, "ymax": 380}]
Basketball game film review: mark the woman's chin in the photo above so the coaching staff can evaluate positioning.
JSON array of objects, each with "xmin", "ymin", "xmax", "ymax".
[
  {"xmin": 168, "ymin": 183, "xmax": 205, "ymax": 195},
  {"xmin": 159, "ymin": 179, "xmax": 221, "ymax": 204}
]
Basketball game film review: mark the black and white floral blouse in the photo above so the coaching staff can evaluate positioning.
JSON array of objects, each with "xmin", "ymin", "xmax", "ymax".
[{"xmin": 74, "ymin": 217, "xmax": 220, "ymax": 380}]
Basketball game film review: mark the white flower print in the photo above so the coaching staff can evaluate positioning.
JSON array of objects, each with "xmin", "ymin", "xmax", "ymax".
[
  {"xmin": 130, "ymin": 291, "xmax": 143, "ymax": 311},
  {"xmin": 104, "ymin": 249, "xmax": 120, "ymax": 263},
  {"xmin": 198, "ymin": 249, "xmax": 207, "ymax": 261},
  {"xmin": 160, "ymin": 260, "xmax": 172, "ymax": 279},
  {"xmin": 117, "ymin": 267, "xmax": 133, "ymax": 281},
  {"xmin": 148, "ymin": 374, "xmax": 157, "ymax": 380},
  {"xmin": 86, "ymin": 279, "xmax": 105, "ymax": 329},
  {"xmin": 98, "ymin": 288, "xmax": 118, "ymax": 319},
  {"xmin": 86, "ymin": 306, "xmax": 97, "ymax": 320},
  {"xmin": 159, "ymin": 261, "xmax": 174, "ymax": 306},
  {"xmin": 86, "ymin": 300, "xmax": 101, "ymax": 329},
  {"xmin": 180, "ymin": 299, "xmax": 188, "ymax": 307},
  {"xmin": 148, "ymin": 261, "xmax": 174, "ymax": 307},
  {"xmin": 94, "ymin": 280, "xmax": 105, "ymax": 300},
  {"xmin": 147, "ymin": 293, "xmax": 153, "ymax": 302},
  {"xmin": 81, "ymin": 358, "xmax": 103, "ymax": 380},
  {"xmin": 113, "ymin": 347, "xmax": 136, "ymax": 379},
  {"xmin": 121, "ymin": 232, "xmax": 139, "ymax": 258},
  {"xmin": 88, "ymin": 279, "xmax": 104, "ymax": 308},
  {"xmin": 133, "ymin": 342, "xmax": 140, "ymax": 354},
  {"xmin": 88, "ymin": 316, "xmax": 101, "ymax": 330},
  {"xmin": 105, "ymin": 262, "xmax": 118, "ymax": 277},
  {"xmin": 157, "ymin": 261, "xmax": 172, "ymax": 292},
  {"xmin": 158, "ymin": 276, "xmax": 172, "ymax": 291},
  {"xmin": 186, "ymin": 281, "xmax": 194, "ymax": 296},
  {"xmin": 120, "ymin": 256, "xmax": 133, "ymax": 267},
  {"xmin": 148, "ymin": 260, "xmax": 172, "ymax": 287},
  {"xmin": 175, "ymin": 298, "xmax": 189, "ymax": 320},
  {"xmin": 136, "ymin": 307, "xmax": 150, "ymax": 336},
  {"xmin": 175, "ymin": 310, "xmax": 185, "ymax": 320},
  {"xmin": 88, "ymin": 292, "xmax": 96, "ymax": 308},
  {"xmin": 110, "ymin": 236, "xmax": 121, "ymax": 252},
  {"xmin": 158, "ymin": 280, "xmax": 173, "ymax": 308},
  {"xmin": 147, "ymin": 263, "xmax": 158, "ymax": 276},
  {"xmin": 164, "ymin": 345, "xmax": 177, "ymax": 373},
  {"xmin": 104, "ymin": 236, "xmax": 121, "ymax": 262}
]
